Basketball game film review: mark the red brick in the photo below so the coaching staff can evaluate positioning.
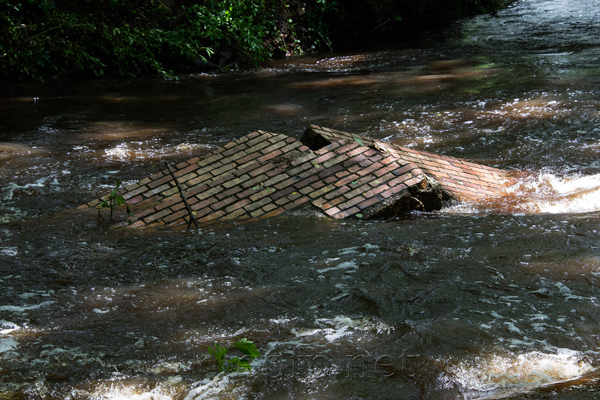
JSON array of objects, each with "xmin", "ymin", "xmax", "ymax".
[
  {"xmin": 191, "ymin": 197, "xmax": 217, "ymax": 210},
  {"xmin": 163, "ymin": 209, "xmax": 189, "ymax": 223},
  {"xmin": 388, "ymin": 172, "xmax": 414, "ymax": 187},
  {"xmin": 265, "ymin": 165, "xmax": 288, "ymax": 177},
  {"xmin": 206, "ymin": 172, "xmax": 236, "ymax": 188},
  {"xmin": 199, "ymin": 209, "xmax": 226, "ymax": 222},
  {"xmin": 381, "ymin": 184, "xmax": 408, "ymax": 199},
  {"xmin": 196, "ymin": 186, "xmax": 224, "ymax": 200},
  {"xmin": 335, "ymin": 207, "xmax": 360, "ymax": 219},
  {"xmin": 186, "ymin": 173, "xmax": 212, "ymax": 187},
  {"xmin": 236, "ymin": 151, "xmax": 263, "ymax": 165},
  {"xmin": 287, "ymin": 162, "xmax": 312, "ymax": 176},
  {"xmin": 357, "ymin": 196, "xmax": 381, "ymax": 210},
  {"xmin": 271, "ymin": 186, "xmax": 295, "ymax": 200},
  {"xmin": 346, "ymin": 146, "xmax": 369, "ymax": 158},
  {"xmin": 260, "ymin": 140, "xmax": 287, "ymax": 156},
  {"xmin": 225, "ymin": 198, "xmax": 252, "ymax": 213},
  {"xmin": 216, "ymin": 185, "xmax": 243, "ymax": 200},
  {"xmin": 343, "ymin": 154, "xmax": 367, "ymax": 168},
  {"xmin": 183, "ymin": 183, "xmax": 210, "ymax": 198},
  {"xmin": 220, "ymin": 208, "xmax": 249, "ymax": 221},
  {"xmin": 324, "ymin": 175, "xmax": 338, "ymax": 184},
  {"xmin": 275, "ymin": 196, "xmax": 291, "ymax": 206},
  {"xmin": 241, "ymin": 174, "xmax": 268, "ymax": 189},
  {"xmin": 335, "ymin": 174, "xmax": 360, "ymax": 187},
  {"xmin": 348, "ymin": 164, "xmax": 362, "ymax": 174},
  {"xmin": 339, "ymin": 195, "xmax": 366, "ymax": 209},
  {"xmin": 262, "ymin": 174, "xmax": 289, "ymax": 187},
  {"xmin": 257, "ymin": 149, "xmax": 283, "ymax": 163},
  {"xmin": 127, "ymin": 195, "xmax": 144, "ymax": 204},
  {"xmin": 312, "ymin": 150, "xmax": 337, "ymax": 165},
  {"xmin": 249, "ymin": 189, "xmax": 272, "ymax": 201},
  {"xmin": 143, "ymin": 208, "xmax": 172, "ymax": 223},
  {"xmin": 222, "ymin": 174, "xmax": 251, "ymax": 189},
  {"xmin": 210, "ymin": 163, "xmax": 235, "ymax": 177},
  {"xmin": 197, "ymin": 153, "xmax": 224, "ymax": 168},
  {"xmin": 275, "ymin": 176, "xmax": 299, "ymax": 190},
  {"xmin": 174, "ymin": 163, "xmax": 200, "ymax": 178},
  {"xmin": 155, "ymin": 196, "xmax": 180, "ymax": 211},
  {"xmin": 122, "ymin": 185, "xmax": 149, "ymax": 200},
  {"xmin": 210, "ymin": 196, "xmax": 237, "ymax": 211},
  {"xmin": 283, "ymin": 197, "xmax": 310, "ymax": 210},
  {"xmin": 244, "ymin": 196, "xmax": 272, "ymax": 212},
  {"xmin": 148, "ymin": 174, "xmax": 173, "ymax": 189},
  {"xmin": 290, "ymin": 152, "xmax": 317, "ymax": 166},
  {"xmin": 294, "ymin": 175, "xmax": 319, "ymax": 189},
  {"xmin": 356, "ymin": 162, "xmax": 384, "ymax": 177},
  {"xmin": 299, "ymin": 186, "xmax": 313, "ymax": 195},
  {"xmin": 343, "ymin": 183, "xmax": 371, "ymax": 201}
]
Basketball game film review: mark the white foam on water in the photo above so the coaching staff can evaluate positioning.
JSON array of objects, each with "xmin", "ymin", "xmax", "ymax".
[
  {"xmin": 104, "ymin": 143, "xmax": 132, "ymax": 160},
  {"xmin": 0, "ymin": 320, "xmax": 21, "ymax": 334},
  {"xmin": 104, "ymin": 142, "xmax": 208, "ymax": 161},
  {"xmin": 184, "ymin": 373, "xmax": 249, "ymax": 400},
  {"xmin": 445, "ymin": 348, "xmax": 596, "ymax": 399},
  {"xmin": 443, "ymin": 172, "xmax": 600, "ymax": 215},
  {"xmin": 291, "ymin": 316, "xmax": 393, "ymax": 342},
  {"xmin": 317, "ymin": 260, "xmax": 359, "ymax": 274},
  {"xmin": 1, "ymin": 177, "xmax": 49, "ymax": 200},
  {"xmin": 0, "ymin": 301, "xmax": 56, "ymax": 313},
  {"xmin": 0, "ymin": 247, "xmax": 18, "ymax": 256},
  {"xmin": 509, "ymin": 172, "xmax": 600, "ymax": 214},
  {"xmin": 90, "ymin": 384, "xmax": 173, "ymax": 400}
]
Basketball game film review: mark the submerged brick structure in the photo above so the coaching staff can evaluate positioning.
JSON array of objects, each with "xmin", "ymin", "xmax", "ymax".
[{"xmin": 79, "ymin": 125, "xmax": 510, "ymax": 229}]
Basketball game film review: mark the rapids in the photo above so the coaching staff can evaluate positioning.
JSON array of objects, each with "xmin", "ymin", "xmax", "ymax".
[{"xmin": 2, "ymin": 0, "xmax": 600, "ymax": 398}]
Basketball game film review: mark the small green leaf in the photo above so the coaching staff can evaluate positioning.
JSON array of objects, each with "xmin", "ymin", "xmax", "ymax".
[
  {"xmin": 354, "ymin": 137, "xmax": 364, "ymax": 146},
  {"xmin": 356, "ymin": 213, "xmax": 363, "ymax": 219},
  {"xmin": 234, "ymin": 338, "xmax": 260, "ymax": 359}
]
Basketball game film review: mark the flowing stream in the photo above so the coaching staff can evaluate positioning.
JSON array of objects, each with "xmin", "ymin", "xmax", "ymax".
[{"xmin": 3, "ymin": 0, "xmax": 600, "ymax": 398}]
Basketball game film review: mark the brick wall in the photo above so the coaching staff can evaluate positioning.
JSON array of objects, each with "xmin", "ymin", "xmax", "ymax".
[{"xmin": 79, "ymin": 126, "xmax": 512, "ymax": 229}]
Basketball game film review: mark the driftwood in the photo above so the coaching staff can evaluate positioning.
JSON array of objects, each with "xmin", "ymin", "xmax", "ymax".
[{"xmin": 164, "ymin": 161, "xmax": 200, "ymax": 230}]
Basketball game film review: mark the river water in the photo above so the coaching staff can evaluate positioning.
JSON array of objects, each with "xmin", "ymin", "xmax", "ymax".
[{"xmin": 2, "ymin": 0, "xmax": 600, "ymax": 399}]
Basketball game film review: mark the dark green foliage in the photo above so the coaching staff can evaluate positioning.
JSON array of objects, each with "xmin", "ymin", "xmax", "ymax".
[{"xmin": 0, "ymin": 0, "xmax": 509, "ymax": 81}]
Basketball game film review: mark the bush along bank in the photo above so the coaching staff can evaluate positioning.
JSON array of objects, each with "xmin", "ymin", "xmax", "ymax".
[{"xmin": 0, "ymin": 0, "xmax": 512, "ymax": 82}]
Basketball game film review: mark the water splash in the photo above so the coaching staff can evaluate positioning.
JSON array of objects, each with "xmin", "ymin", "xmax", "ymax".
[
  {"xmin": 90, "ymin": 383, "xmax": 174, "ymax": 400},
  {"xmin": 444, "ymin": 348, "xmax": 596, "ymax": 399},
  {"xmin": 444, "ymin": 171, "xmax": 600, "ymax": 214},
  {"xmin": 510, "ymin": 172, "xmax": 600, "ymax": 213}
]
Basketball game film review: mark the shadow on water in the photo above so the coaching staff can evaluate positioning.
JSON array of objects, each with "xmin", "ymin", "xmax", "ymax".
[{"xmin": 3, "ymin": 0, "xmax": 600, "ymax": 398}]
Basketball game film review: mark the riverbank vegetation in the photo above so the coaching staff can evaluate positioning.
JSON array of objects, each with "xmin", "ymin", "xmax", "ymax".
[{"xmin": 0, "ymin": 0, "xmax": 511, "ymax": 81}]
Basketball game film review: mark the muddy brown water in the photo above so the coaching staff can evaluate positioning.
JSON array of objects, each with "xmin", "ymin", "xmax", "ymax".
[{"xmin": 3, "ymin": 0, "xmax": 600, "ymax": 398}]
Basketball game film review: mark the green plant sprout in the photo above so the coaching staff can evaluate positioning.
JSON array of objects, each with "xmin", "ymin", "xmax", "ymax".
[
  {"xmin": 252, "ymin": 182, "xmax": 275, "ymax": 193},
  {"xmin": 208, "ymin": 338, "xmax": 260, "ymax": 374},
  {"xmin": 97, "ymin": 180, "xmax": 132, "ymax": 224}
]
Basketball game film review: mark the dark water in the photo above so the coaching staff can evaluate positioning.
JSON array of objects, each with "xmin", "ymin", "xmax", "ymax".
[{"xmin": 3, "ymin": 0, "xmax": 600, "ymax": 398}]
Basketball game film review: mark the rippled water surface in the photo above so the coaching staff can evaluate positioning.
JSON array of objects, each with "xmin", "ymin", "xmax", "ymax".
[{"xmin": 3, "ymin": 0, "xmax": 600, "ymax": 398}]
